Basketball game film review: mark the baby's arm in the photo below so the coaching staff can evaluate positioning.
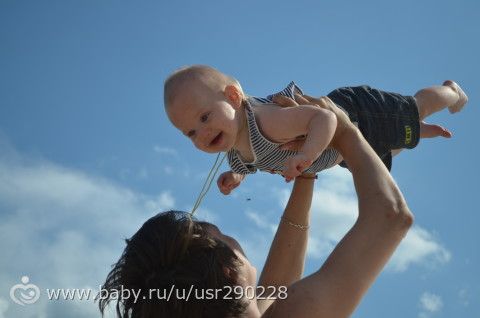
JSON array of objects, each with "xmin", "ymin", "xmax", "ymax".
[
  {"xmin": 255, "ymin": 104, "xmax": 337, "ymax": 180},
  {"xmin": 216, "ymin": 171, "xmax": 245, "ymax": 195}
]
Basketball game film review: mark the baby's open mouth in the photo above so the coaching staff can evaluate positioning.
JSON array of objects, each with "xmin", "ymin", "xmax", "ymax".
[{"xmin": 210, "ymin": 132, "xmax": 223, "ymax": 146}]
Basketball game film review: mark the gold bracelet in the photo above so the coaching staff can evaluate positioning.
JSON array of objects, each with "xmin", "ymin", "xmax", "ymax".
[{"xmin": 280, "ymin": 216, "xmax": 310, "ymax": 230}]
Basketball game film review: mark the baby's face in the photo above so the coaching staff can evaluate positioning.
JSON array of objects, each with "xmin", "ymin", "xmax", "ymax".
[{"xmin": 167, "ymin": 88, "xmax": 241, "ymax": 153}]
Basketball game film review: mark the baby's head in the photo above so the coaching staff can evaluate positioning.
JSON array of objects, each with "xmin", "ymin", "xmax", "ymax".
[{"xmin": 164, "ymin": 65, "xmax": 245, "ymax": 153}]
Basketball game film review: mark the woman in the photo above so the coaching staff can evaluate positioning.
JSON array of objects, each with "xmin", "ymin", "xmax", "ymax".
[{"xmin": 99, "ymin": 95, "xmax": 413, "ymax": 317}]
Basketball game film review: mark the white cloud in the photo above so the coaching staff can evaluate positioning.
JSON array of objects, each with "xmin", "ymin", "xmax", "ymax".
[
  {"xmin": 138, "ymin": 167, "xmax": 148, "ymax": 179},
  {"xmin": 420, "ymin": 292, "xmax": 443, "ymax": 312},
  {"xmin": 145, "ymin": 191, "xmax": 175, "ymax": 212},
  {"xmin": 306, "ymin": 237, "xmax": 336, "ymax": 259},
  {"xmin": 0, "ymin": 137, "xmax": 454, "ymax": 317},
  {"xmin": 236, "ymin": 232, "xmax": 272, "ymax": 272},
  {"xmin": 164, "ymin": 166, "xmax": 174, "ymax": 175},
  {"xmin": 458, "ymin": 288, "xmax": 470, "ymax": 306},
  {"xmin": 153, "ymin": 145, "xmax": 178, "ymax": 156},
  {"xmin": 245, "ymin": 210, "xmax": 277, "ymax": 234},
  {"xmin": 190, "ymin": 206, "xmax": 218, "ymax": 223},
  {"xmin": 419, "ymin": 292, "xmax": 443, "ymax": 317},
  {"xmin": 152, "ymin": 147, "xmax": 190, "ymax": 177},
  {"xmin": 0, "ymin": 298, "xmax": 8, "ymax": 318},
  {"xmin": 388, "ymin": 226, "xmax": 451, "ymax": 272},
  {"xmin": 276, "ymin": 168, "xmax": 358, "ymax": 259},
  {"xmin": 0, "ymin": 142, "xmax": 176, "ymax": 317},
  {"xmin": 258, "ymin": 167, "xmax": 450, "ymax": 272}
]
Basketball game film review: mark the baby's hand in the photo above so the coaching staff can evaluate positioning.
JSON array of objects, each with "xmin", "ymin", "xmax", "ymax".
[
  {"xmin": 217, "ymin": 171, "xmax": 245, "ymax": 195},
  {"xmin": 283, "ymin": 153, "xmax": 313, "ymax": 182}
]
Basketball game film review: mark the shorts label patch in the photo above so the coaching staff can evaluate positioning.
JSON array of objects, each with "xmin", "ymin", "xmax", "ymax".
[{"xmin": 405, "ymin": 125, "xmax": 412, "ymax": 145}]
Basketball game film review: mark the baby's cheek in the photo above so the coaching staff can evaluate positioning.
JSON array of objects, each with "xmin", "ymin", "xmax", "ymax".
[{"xmin": 193, "ymin": 141, "xmax": 206, "ymax": 152}]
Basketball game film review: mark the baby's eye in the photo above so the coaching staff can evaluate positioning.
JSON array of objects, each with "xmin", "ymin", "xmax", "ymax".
[
  {"xmin": 200, "ymin": 113, "xmax": 210, "ymax": 123},
  {"xmin": 187, "ymin": 130, "xmax": 196, "ymax": 138}
]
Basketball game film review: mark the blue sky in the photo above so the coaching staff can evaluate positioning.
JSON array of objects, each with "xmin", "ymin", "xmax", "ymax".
[{"xmin": 0, "ymin": 1, "xmax": 479, "ymax": 317}]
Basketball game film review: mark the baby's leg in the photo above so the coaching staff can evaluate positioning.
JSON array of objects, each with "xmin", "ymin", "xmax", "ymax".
[
  {"xmin": 392, "ymin": 121, "xmax": 452, "ymax": 157},
  {"xmin": 415, "ymin": 80, "xmax": 468, "ymax": 119}
]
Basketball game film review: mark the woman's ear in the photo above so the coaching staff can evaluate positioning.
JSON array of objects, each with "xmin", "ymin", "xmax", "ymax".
[
  {"xmin": 223, "ymin": 267, "xmax": 239, "ymax": 282},
  {"xmin": 224, "ymin": 85, "xmax": 243, "ymax": 109}
]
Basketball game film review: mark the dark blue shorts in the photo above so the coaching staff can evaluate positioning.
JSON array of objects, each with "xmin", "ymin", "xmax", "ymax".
[{"xmin": 327, "ymin": 85, "xmax": 420, "ymax": 171}]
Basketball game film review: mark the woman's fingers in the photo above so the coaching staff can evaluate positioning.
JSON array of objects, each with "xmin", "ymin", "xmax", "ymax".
[
  {"xmin": 302, "ymin": 94, "xmax": 324, "ymax": 103},
  {"xmin": 273, "ymin": 93, "xmax": 331, "ymax": 110},
  {"xmin": 302, "ymin": 95, "xmax": 335, "ymax": 110},
  {"xmin": 272, "ymin": 94, "xmax": 299, "ymax": 107},
  {"xmin": 293, "ymin": 93, "xmax": 311, "ymax": 105},
  {"xmin": 294, "ymin": 93, "xmax": 335, "ymax": 112}
]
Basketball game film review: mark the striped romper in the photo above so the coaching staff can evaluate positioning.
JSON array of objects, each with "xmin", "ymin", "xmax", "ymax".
[{"xmin": 227, "ymin": 82, "xmax": 341, "ymax": 175}]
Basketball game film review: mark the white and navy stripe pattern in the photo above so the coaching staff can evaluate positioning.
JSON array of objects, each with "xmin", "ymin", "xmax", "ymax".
[{"xmin": 227, "ymin": 82, "xmax": 341, "ymax": 175}]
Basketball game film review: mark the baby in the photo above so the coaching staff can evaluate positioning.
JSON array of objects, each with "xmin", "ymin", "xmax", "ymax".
[{"xmin": 164, "ymin": 65, "xmax": 468, "ymax": 194}]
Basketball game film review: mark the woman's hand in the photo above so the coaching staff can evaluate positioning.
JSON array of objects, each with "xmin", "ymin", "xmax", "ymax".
[
  {"xmin": 283, "ymin": 152, "xmax": 313, "ymax": 181},
  {"xmin": 297, "ymin": 94, "xmax": 356, "ymax": 150},
  {"xmin": 272, "ymin": 94, "xmax": 356, "ymax": 152}
]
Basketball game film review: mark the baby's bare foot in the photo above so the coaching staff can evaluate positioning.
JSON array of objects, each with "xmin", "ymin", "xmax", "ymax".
[
  {"xmin": 443, "ymin": 80, "xmax": 468, "ymax": 113},
  {"xmin": 420, "ymin": 121, "xmax": 452, "ymax": 138}
]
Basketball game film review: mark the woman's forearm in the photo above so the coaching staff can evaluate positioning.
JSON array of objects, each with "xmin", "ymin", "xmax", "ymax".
[
  {"xmin": 336, "ymin": 128, "xmax": 409, "ymax": 220},
  {"xmin": 309, "ymin": 128, "xmax": 414, "ymax": 317},
  {"xmin": 257, "ymin": 177, "xmax": 313, "ymax": 313},
  {"xmin": 264, "ymin": 128, "xmax": 413, "ymax": 318}
]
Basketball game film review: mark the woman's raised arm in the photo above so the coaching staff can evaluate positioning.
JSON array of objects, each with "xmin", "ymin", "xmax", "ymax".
[
  {"xmin": 257, "ymin": 175, "xmax": 314, "ymax": 314},
  {"xmin": 256, "ymin": 95, "xmax": 315, "ymax": 314},
  {"xmin": 263, "ymin": 96, "xmax": 413, "ymax": 318}
]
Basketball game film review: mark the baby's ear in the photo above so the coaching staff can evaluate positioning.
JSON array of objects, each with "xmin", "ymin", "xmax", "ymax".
[{"xmin": 224, "ymin": 85, "xmax": 243, "ymax": 109}]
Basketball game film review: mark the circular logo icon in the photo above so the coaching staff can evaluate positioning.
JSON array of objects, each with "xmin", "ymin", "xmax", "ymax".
[{"xmin": 9, "ymin": 276, "xmax": 40, "ymax": 306}]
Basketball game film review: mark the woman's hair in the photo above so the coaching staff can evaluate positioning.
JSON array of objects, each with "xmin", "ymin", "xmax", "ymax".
[{"xmin": 98, "ymin": 210, "xmax": 248, "ymax": 318}]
